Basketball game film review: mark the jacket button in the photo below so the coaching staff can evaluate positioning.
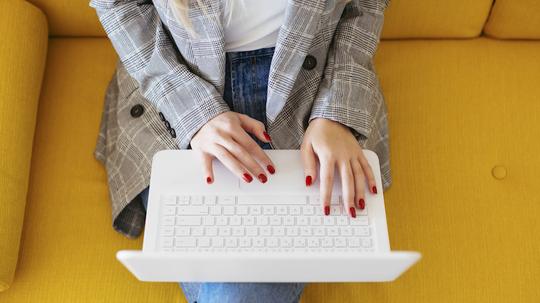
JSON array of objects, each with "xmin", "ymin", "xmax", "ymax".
[
  {"xmin": 302, "ymin": 55, "xmax": 317, "ymax": 70},
  {"xmin": 164, "ymin": 120, "xmax": 171, "ymax": 129},
  {"xmin": 169, "ymin": 128, "xmax": 176, "ymax": 138},
  {"xmin": 159, "ymin": 112, "xmax": 165, "ymax": 121},
  {"xmin": 130, "ymin": 104, "xmax": 144, "ymax": 118}
]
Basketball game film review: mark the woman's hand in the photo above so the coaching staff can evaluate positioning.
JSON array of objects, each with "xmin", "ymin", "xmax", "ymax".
[
  {"xmin": 190, "ymin": 112, "xmax": 276, "ymax": 184},
  {"xmin": 301, "ymin": 118, "xmax": 378, "ymax": 218}
]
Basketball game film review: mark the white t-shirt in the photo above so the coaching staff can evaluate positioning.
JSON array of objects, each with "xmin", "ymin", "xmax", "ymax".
[{"xmin": 222, "ymin": 0, "xmax": 288, "ymax": 52}]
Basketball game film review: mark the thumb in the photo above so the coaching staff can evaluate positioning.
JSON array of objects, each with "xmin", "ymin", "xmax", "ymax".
[{"xmin": 236, "ymin": 113, "xmax": 271, "ymax": 143}]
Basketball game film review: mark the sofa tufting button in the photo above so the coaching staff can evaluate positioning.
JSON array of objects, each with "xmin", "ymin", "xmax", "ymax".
[{"xmin": 491, "ymin": 165, "xmax": 507, "ymax": 180}]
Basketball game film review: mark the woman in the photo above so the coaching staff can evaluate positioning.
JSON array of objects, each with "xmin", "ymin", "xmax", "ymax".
[{"xmin": 90, "ymin": 0, "xmax": 391, "ymax": 302}]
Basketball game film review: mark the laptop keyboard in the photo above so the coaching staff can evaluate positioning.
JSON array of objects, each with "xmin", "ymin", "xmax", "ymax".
[{"xmin": 157, "ymin": 194, "xmax": 376, "ymax": 253}]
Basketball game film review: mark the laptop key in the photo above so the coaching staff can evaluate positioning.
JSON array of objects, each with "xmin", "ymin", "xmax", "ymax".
[
  {"xmin": 163, "ymin": 206, "xmax": 176, "ymax": 216},
  {"xmin": 211, "ymin": 237, "xmax": 224, "ymax": 247},
  {"xmin": 175, "ymin": 237, "xmax": 196, "ymax": 247},
  {"xmin": 198, "ymin": 237, "xmax": 211, "ymax": 247},
  {"xmin": 219, "ymin": 196, "xmax": 236, "ymax": 205},
  {"xmin": 176, "ymin": 216, "xmax": 201, "ymax": 226},
  {"xmin": 177, "ymin": 206, "xmax": 208, "ymax": 215},
  {"xmin": 174, "ymin": 227, "xmax": 190, "ymax": 236},
  {"xmin": 162, "ymin": 195, "xmax": 177, "ymax": 205},
  {"xmin": 161, "ymin": 237, "xmax": 173, "ymax": 247},
  {"xmin": 225, "ymin": 237, "xmax": 238, "ymax": 247},
  {"xmin": 161, "ymin": 226, "xmax": 174, "ymax": 236},
  {"xmin": 162, "ymin": 216, "xmax": 175, "ymax": 226},
  {"xmin": 204, "ymin": 195, "xmax": 217, "ymax": 205},
  {"xmin": 191, "ymin": 196, "xmax": 203, "ymax": 205}
]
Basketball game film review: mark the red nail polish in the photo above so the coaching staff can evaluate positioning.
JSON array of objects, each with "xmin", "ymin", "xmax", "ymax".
[
  {"xmin": 305, "ymin": 175, "xmax": 312, "ymax": 186},
  {"xmin": 258, "ymin": 173, "xmax": 267, "ymax": 183},
  {"xmin": 324, "ymin": 205, "xmax": 330, "ymax": 216},
  {"xmin": 350, "ymin": 207, "xmax": 356, "ymax": 218},
  {"xmin": 358, "ymin": 198, "xmax": 365, "ymax": 210},
  {"xmin": 206, "ymin": 176, "xmax": 212, "ymax": 184},
  {"xmin": 372, "ymin": 186, "xmax": 377, "ymax": 194},
  {"xmin": 263, "ymin": 131, "xmax": 272, "ymax": 141},
  {"xmin": 267, "ymin": 165, "xmax": 275, "ymax": 174},
  {"xmin": 243, "ymin": 173, "xmax": 253, "ymax": 183}
]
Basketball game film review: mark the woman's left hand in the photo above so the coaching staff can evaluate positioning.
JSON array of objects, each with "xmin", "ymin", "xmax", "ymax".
[{"xmin": 301, "ymin": 118, "xmax": 378, "ymax": 218}]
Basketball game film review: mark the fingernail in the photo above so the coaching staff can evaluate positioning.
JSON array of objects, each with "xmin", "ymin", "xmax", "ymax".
[
  {"xmin": 258, "ymin": 173, "xmax": 267, "ymax": 183},
  {"xmin": 305, "ymin": 175, "xmax": 312, "ymax": 186},
  {"xmin": 267, "ymin": 165, "xmax": 275, "ymax": 174},
  {"xmin": 243, "ymin": 173, "xmax": 253, "ymax": 183},
  {"xmin": 349, "ymin": 207, "xmax": 356, "ymax": 218},
  {"xmin": 372, "ymin": 186, "xmax": 377, "ymax": 194},
  {"xmin": 263, "ymin": 131, "xmax": 272, "ymax": 141},
  {"xmin": 324, "ymin": 205, "xmax": 330, "ymax": 216},
  {"xmin": 358, "ymin": 198, "xmax": 365, "ymax": 210},
  {"xmin": 206, "ymin": 176, "xmax": 212, "ymax": 184}
]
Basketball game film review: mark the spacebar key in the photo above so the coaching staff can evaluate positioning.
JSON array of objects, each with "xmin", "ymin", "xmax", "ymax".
[{"xmin": 237, "ymin": 195, "xmax": 306, "ymax": 205}]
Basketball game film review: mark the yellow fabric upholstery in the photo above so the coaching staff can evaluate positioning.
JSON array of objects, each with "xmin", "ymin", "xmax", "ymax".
[
  {"xmin": 302, "ymin": 38, "xmax": 540, "ymax": 302},
  {"xmin": 1, "ymin": 36, "xmax": 539, "ymax": 302},
  {"xmin": 0, "ymin": 38, "xmax": 182, "ymax": 302},
  {"xmin": 382, "ymin": 0, "xmax": 493, "ymax": 38},
  {"xmin": 26, "ymin": 0, "xmax": 106, "ymax": 37},
  {"xmin": 484, "ymin": 0, "xmax": 540, "ymax": 39},
  {"xmin": 0, "ymin": 0, "xmax": 48, "ymax": 292},
  {"xmin": 28, "ymin": 0, "xmax": 496, "ymax": 39}
]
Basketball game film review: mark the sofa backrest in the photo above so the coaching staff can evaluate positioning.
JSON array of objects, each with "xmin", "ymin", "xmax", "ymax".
[
  {"xmin": 484, "ymin": 0, "xmax": 540, "ymax": 39},
  {"xmin": 382, "ymin": 0, "xmax": 493, "ymax": 38},
  {"xmin": 26, "ymin": 0, "xmax": 540, "ymax": 39}
]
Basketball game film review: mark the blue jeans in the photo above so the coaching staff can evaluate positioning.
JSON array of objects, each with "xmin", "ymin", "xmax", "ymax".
[{"xmin": 139, "ymin": 46, "xmax": 305, "ymax": 303}]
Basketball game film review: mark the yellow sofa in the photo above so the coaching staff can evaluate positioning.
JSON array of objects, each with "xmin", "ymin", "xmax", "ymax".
[{"xmin": 1, "ymin": 0, "xmax": 539, "ymax": 302}]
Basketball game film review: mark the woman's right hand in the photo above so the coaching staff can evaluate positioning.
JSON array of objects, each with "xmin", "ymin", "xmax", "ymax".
[{"xmin": 190, "ymin": 111, "xmax": 276, "ymax": 184}]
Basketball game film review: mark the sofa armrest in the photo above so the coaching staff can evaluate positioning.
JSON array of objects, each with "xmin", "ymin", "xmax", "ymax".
[{"xmin": 0, "ymin": 0, "xmax": 48, "ymax": 292}]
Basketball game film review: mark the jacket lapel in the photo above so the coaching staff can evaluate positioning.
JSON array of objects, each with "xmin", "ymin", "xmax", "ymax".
[
  {"xmin": 266, "ymin": 0, "xmax": 326, "ymax": 121},
  {"xmin": 188, "ymin": 0, "xmax": 326, "ymax": 120}
]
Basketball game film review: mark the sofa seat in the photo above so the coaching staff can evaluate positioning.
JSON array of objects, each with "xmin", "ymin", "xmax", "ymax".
[{"xmin": 0, "ymin": 37, "xmax": 538, "ymax": 302}]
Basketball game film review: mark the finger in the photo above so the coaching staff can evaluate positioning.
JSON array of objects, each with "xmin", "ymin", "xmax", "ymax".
[
  {"xmin": 217, "ymin": 137, "xmax": 268, "ymax": 184},
  {"xmin": 339, "ymin": 160, "xmax": 356, "ymax": 218},
  {"xmin": 233, "ymin": 130, "xmax": 276, "ymax": 175},
  {"xmin": 350, "ymin": 158, "xmax": 366, "ymax": 210},
  {"xmin": 301, "ymin": 142, "xmax": 317, "ymax": 187},
  {"xmin": 237, "ymin": 113, "xmax": 271, "ymax": 142},
  {"xmin": 210, "ymin": 144, "xmax": 253, "ymax": 183},
  {"xmin": 358, "ymin": 152, "xmax": 378, "ymax": 194},
  {"xmin": 319, "ymin": 154, "xmax": 335, "ymax": 216},
  {"xmin": 199, "ymin": 151, "xmax": 214, "ymax": 184}
]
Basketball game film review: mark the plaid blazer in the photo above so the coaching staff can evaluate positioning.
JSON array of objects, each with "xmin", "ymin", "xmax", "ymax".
[{"xmin": 89, "ymin": 0, "xmax": 392, "ymax": 238}]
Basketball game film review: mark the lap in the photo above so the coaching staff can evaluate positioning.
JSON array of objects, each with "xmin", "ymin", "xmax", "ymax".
[{"xmin": 181, "ymin": 282, "xmax": 305, "ymax": 303}]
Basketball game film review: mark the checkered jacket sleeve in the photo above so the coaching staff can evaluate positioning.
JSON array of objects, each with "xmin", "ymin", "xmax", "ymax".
[
  {"xmin": 309, "ymin": 0, "xmax": 390, "ymax": 141},
  {"xmin": 89, "ymin": 0, "xmax": 230, "ymax": 148}
]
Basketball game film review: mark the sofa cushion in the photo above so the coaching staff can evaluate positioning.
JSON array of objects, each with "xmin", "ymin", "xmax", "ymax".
[
  {"xmin": 484, "ymin": 0, "xmax": 540, "ymax": 39},
  {"xmin": 382, "ymin": 0, "xmax": 493, "ymax": 38},
  {"xmin": 306, "ymin": 38, "xmax": 540, "ymax": 302},
  {"xmin": 1, "ymin": 37, "xmax": 539, "ymax": 302},
  {"xmin": 0, "ymin": 38, "xmax": 182, "ymax": 301},
  {"xmin": 0, "ymin": 0, "xmax": 48, "ymax": 292},
  {"xmin": 27, "ymin": 0, "xmax": 495, "ymax": 39},
  {"xmin": 27, "ymin": 0, "xmax": 106, "ymax": 37}
]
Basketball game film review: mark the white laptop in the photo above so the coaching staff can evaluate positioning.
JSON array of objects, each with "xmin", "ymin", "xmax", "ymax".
[{"xmin": 117, "ymin": 149, "xmax": 421, "ymax": 282}]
